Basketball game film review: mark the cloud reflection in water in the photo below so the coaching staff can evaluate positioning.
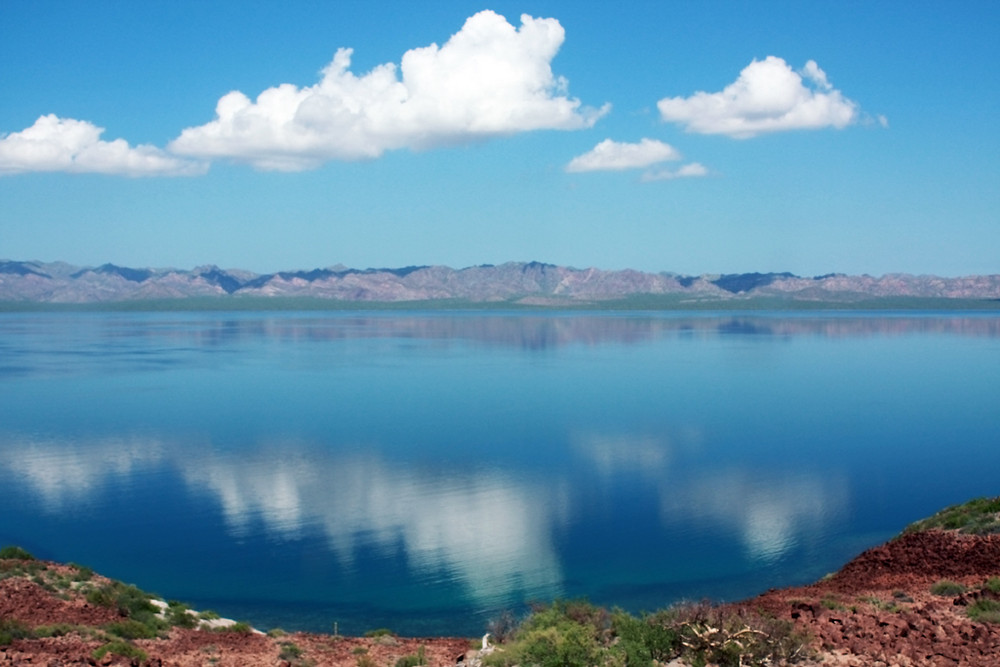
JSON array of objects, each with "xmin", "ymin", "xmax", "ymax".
[{"xmin": 179, "ymin": 448, "xmax": 565, "ymax": 606}]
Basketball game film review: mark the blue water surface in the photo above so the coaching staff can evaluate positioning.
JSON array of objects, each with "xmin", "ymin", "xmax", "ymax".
[{"xmin": 0, "ymin": 311, "xmax": 997, "ymax": 635}]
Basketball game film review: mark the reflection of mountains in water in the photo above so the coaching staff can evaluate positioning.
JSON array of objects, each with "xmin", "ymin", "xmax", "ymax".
[{"xmin": 65, "ymin": 314, "xmax": 1000, "ymax": 351}]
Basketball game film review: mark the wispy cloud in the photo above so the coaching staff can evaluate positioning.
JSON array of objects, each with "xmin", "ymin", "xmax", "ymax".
[
  {"xmin": 169, "ymin": 10, "xmax": 609, "ymax": 171},
  {"xmin": 657, "ymin": 57, "xmax": 860, "ymax": 138},
  {"xmin": 566, "ymin": 138, "xmax": 680, "ymax": 173},
  {"xmin": 641, "ymin": 162, "xmax": 709, "ymax": 182},
  {"xmin": 0, "ymin": 115, "xmax": 206, "ymax": 177}
]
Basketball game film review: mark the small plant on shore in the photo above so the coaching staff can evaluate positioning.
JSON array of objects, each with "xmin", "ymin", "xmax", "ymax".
[
  {"xmin": 103, "ymin": 619, "xmax": 158, "ymax": 640},
  {"xmin": 166, "ymin": 600, "xmax": 198, "ymax": 628},
  {"xmin": 356, "ymin": 654, "xmax": 378, "ymax": 667},
  {"xmin": 92, "ymin": 640, "xmax": 148, "ymax": 663},
  {"xmin": 69, "ymin": 563, "xmax": 94, "ymax": 581},
  {"xmin": 967, "ymin": 599, "xmax": 1000, "ymax": 624},
  {"xmin": 364, "ymin": 627, "xmax": 396, "ymax": 638},
  {"xmin": 394, "ymin": 644, "xmax": 427, "ymax": 667},
  {"xmin": 278, "ymin": 641, "xmax": 304, "ymax": 660},
  {"xmin": 904, "ymin": 496, "xmax": 1000, "ymax": 535},
  {"xmin": 0, "ymin": 545, "xmax": 35, "ymax": 560},
  {"xmin": 483, "ymin": 598, "xmax": 808, "ymax": 667},
  {"xmin": 214, "ymin": 621, "xmax": 253, "ymax": 633},
  {"xmin": 0, "ymin": 618, "xmax": 33, "ymax": 646},
  {"xmin": 33, "ymin": 623, "xmax": 76, "ymax": 638},
  {"xmin": 820, "ymin": 594, "xmax": 844, "ymax": 611},
  {"xmin": 930, "ymin": 580, "xmax": 967, "ymax": 596},
  {"xmin": 198, "ymin": 609, "xmax": 221, "ymax": 620},
  {"xmin": 486, "ymin": 609, "xmax": 519, "ymax": 644}
]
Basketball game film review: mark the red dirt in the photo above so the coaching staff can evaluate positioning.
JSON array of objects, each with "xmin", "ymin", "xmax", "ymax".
[
  {"xmin": 2, "ymin": 530, "xmax": 999, "ymax": 666},
  {"xmin": 735, "ymin": 531, "xmax": 1000, "ymax": 666}
]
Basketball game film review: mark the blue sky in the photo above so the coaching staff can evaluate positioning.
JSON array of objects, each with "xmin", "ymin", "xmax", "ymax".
[{"xmin": 1, "ymin": 1, "xmax": 997, "ymax": 276}]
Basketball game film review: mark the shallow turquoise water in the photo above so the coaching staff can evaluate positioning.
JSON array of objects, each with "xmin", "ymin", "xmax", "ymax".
[{"xmin": 0, "ymin": 311, "xmax": 998, "ymax": 635}]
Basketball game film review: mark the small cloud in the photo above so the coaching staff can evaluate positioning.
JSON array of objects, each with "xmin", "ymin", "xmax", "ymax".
[
  {"xmin": 800, "ymin": 60, "xmax": 832, "ymax": 91},
  {"xmin": 170, "ymin": 10, "xmax": 609, "ymax": 171},
  {"xmin": 0, "ymin": 114, "xmax": 206, "ymax": 177},
  {"xmin": 566, "ymin": 138, "xmax": 680, "ymax": 173},
  {"xmin": 641, "ymin": 162, "xmax": 709, "ymax": 182},
  {"xmin": 657, "ymin": 56, "xmax": 859, "ymax": 138}
]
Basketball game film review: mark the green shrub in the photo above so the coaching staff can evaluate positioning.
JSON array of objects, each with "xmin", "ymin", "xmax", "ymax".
[
  {"xmin": 166, "ymin": 601, "xmax": 198, "ymax": 628},
  {"xmin": 69, "ymin": 563, "xmax": 94, "ymax": 581},
  {"xmin": 930, "ymin": 580, "xmax": 967, "ymax": 596},
  {"xmin": 279, "ymin": 642, "xmax": 304, "ymax": 660},
  {"xmin": 394, "ymin": 645, "xmax": 427, "ymax": 667},
  {"xmin": 104, "ymin": 619, "xmax": 159, "ymax": 640},
  {"xmin": 0, "ymin": 546, "xmax": 35, "ymax": 560},
  {"xmin": 198, "ymin": 609, "xmax": 221, "ymax": 620},
  {"xmin": 215, "ymin": 621, "xmax": 253, "ymax": 633},
  {"xmin": 34, "ymin": 623, "xmax": 75, "ymax": 638},
  {"xmin": 967, "ymin": 599, "xmax": 1000, "ymax": 624},
  {"xmin": 85, "ymin": 580, "xmax": 158, "ymax": 621},
  {"xmin": 364, "ymin": 627, "xmax": 395, "ymax": 638},
  {"xmin": 356, "ymin": 654, "xmax": 378, "ymax": 667},
  {"xmin": 612, "ymin": 609, "xmax": 681, "ymax": 666},
  {"xmin": 985, "ymin": 577, "xmax": 1000, "ymax": 594},
  {"xmin": 0, "ymin": 618, "xmax": 33, "ymax": 646},
  {"xmin": 905, "ymin": 496, "xmax": 1000, "ymax": 534},
  {"xmin": 92, "ymin": 640, "xmax": 148, "ymax": 662}
]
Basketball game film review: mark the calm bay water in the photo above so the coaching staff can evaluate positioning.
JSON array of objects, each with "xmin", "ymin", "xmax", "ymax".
[{"xmin": 1, "ymin": 311, "xmax": 998, "ymax": 635}]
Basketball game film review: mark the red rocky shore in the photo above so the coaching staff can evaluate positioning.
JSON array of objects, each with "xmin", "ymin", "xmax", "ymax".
[{"xmin": 2, "ymin": 529, "xmax": 999, "ymax": 666}]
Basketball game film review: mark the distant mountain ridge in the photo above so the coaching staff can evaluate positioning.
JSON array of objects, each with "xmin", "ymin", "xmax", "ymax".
[{"xmin": 1, "ymin": 259, "xmax": 998, "ymax": 305}]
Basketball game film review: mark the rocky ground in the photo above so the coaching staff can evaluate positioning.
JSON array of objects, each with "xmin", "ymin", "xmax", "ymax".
[{"xmin": 2, "ymin": 529, "xmax": 999, "ymax": 666}]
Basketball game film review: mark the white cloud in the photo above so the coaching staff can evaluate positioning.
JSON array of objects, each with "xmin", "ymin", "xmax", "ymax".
[
  {"xmin": 0, "ymin": 114, "xmax": 206, "ymax": 176},
  {"xmin": 641, "ymin": 162, "xmax": 709, "ymax": 182},
  {"xmin": 170, "ymin": 10, "xmax": 609, "ymax": 171},
  {"xmin": 657, "ymin": 56, "xmax": 859, "ymax": 138},
  {"xmin": 566, "ymin": 138, "xmax": 680, "ymax": 173}
]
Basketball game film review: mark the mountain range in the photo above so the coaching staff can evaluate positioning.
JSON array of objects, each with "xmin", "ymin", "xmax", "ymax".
[{"xmin": 1, "ymin": 259, "xmax": 999, "ymax": 306}]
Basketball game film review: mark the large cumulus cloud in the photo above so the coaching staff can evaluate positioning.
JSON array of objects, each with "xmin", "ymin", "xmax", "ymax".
[
  {"xmin": 657, "ymin": 56, "xmax": 859, "ymax": 138},
  {"xmin": 169, "ymin": 10, "xmax": 609, "ymax": 171}
]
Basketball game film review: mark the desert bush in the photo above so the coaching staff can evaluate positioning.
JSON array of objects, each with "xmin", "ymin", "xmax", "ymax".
[
  {"xmin": 0, "ymin": 546, "xmax": 35, "ymax": 560},
  {"xmin": 967, "ymin": 599, "xmax": 1000, "ymax": 624},
  {"xmin": 69, "ymin": 563, "xmax": 94, "ymax": 581},
  {"xmin": 484, "ymin": 598, "xmax": 807, "ymax": 667},
  {"xmin": 166, "ymin": 600, "xmax": 198, "ymax": 628},
  {"xmin": 364, "ymin": 627, "xmax": 396, "ymax": 637},
  {"xmin": 611, "ymin": 608, "xmax": 682, "ymax": 666},
  {"xmin": 930, "ymin": 580, "xmax": 967, "ymax": 596},
  {"xmin": 669, "ymin": 604, "xmax": 808, "ymax": 667},
  {"xmin": 0, "ymin": 618, "xmax": 33, "ymax": 645},
  {"xmin": 487, "ymin": 609, "xmax": 519, "ymax": 644},
  {"xmin": 985, "ymin": 577, "xmax": 1000, "ymax": 594},
  {"xmin": 279, "ymin": 641, "xmax": 304, "ymax": 660},
  {"xmin": 104, "ymin": 618, "xmax": 159, "ymax": 640},
  {"xmin": 394, "ymin": 645, "xmax": 427, "ymax": 667},
  {"xmin": 92, "ymin": 640, "xmax": 148, "ymax": 662},
  {"xmin": 215, "ymin": 621, "xmax": 253, "ymax": 633},
  {"xmin": 33, "ymin": 623, "xmax": 76, "ymax": 638},
  {"xmin": 905, "ymin": 496, "xmax": 1000, "ymax": 534},
  {"xmin": 356, "ymin": 654, "xmax": 378, "ymax": 667}
]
